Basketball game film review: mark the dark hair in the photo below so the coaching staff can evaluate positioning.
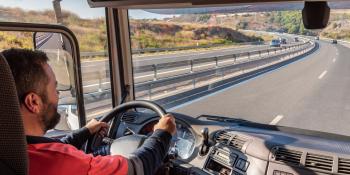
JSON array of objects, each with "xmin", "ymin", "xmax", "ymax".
[{"xmin": 2, "ymin": 48, "xmax": 49, "ymax": 104}]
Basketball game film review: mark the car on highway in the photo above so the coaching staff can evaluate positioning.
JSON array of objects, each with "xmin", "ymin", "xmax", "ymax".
[
  {"xmin": 270, "ymin": 39, "xmax": 281, "ymax": 47},
  {"xmin": 279, "ymin": 38, "xmax": 287, "ymax": 44},
  {"xmin": 2, "ymin": 1, "xmax": 350, "ymax": 175}
]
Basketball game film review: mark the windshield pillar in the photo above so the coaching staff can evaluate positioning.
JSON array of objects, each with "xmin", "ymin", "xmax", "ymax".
[{"xmin": 106, "ymin": 8, "xmax": 134, "ymax": 106}]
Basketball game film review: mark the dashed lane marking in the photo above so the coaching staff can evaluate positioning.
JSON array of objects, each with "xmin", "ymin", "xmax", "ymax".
[
  {"xmin": 270, "ymin": 115, "xmax": 284, "ymax": 125},
  {"xmin": 318, "ymin": 71, "xmax": 328, "ymax": 79}
]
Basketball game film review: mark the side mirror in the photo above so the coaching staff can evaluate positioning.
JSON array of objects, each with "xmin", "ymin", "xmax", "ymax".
[
  {"xmin": 33, "ymin": 32, "xmax": 74, "ymax": 92},
  {"xmin": 302, "ymin": 1, "xmax": 330, "ymax": 29}
]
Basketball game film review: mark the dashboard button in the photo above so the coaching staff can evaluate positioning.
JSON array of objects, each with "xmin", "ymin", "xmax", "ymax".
[{"xmin": 235, "ymin": 158, "xmax": 249, "ymax": 172}]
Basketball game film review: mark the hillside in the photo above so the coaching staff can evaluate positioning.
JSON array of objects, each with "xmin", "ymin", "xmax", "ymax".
[
  {"xmin": 0, "ymin": 7, "xmax": 265, "ymax": 53},
  {"xmin": 129, "ymin": 21, "xmax": 264, "ymax": 49},
  {"xmin": 0, "ymin": 7, "xmax": 107, "ymax": 52},
  {"xmin": 171, "ymin": 11, "xmax": 315, "ymax": 36}
]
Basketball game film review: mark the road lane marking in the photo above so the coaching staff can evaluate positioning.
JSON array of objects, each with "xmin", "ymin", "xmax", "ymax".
[
  {"xmin": 270, "ymin": 115, "xmax": 284, "ymax": 125},
  {"xmin": 318, "ymin": 70, "xmax": 328, "ymax": 79},
  {"xmin": 83, "ymin": 82, "xmax": 110, "ymax": 88},
  {"xmin": 333, "ymin": 58, "xmax": 336, "ymax": 63}
]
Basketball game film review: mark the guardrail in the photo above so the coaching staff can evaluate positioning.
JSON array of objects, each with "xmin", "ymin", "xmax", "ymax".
[
  {"xmin": 80, "ymin": 41, "xmax": 266, "ymax": 58},
  {"xmin": 133, "ymin": 43, "xmax": 302, "ymax": 79},
  {"xmin": 134, "ymin": 41, "xmax": 314, "ymax": 100},
  {"xmin": 80, "ymin": 42, "xmax": 304, "ymax": 88}
]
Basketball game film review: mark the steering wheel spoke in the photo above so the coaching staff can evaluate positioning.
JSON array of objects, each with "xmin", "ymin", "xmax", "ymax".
[{"xmin": 86, "ymin": 100, "xmax": 167, "ymax": 155}]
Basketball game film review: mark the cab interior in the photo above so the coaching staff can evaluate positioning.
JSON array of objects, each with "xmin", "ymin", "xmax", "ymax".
[{"xmin": 1, "ymin": 0, "xmax": 350, "ymax": 175}]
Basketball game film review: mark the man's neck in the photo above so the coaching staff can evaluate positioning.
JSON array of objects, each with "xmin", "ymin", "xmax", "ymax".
[
  {"xmin": 24, "ymin": 127, "xmax": 45, "ymax": 136},
  {"xmin": 21, "ymin": 110, "xmax": 45, "ymax": 136}
]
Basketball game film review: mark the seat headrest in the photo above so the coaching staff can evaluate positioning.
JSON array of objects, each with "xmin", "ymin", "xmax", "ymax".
[{"xmin": 0, "ymin": 53, "xmax": 28, "ymax": 175}]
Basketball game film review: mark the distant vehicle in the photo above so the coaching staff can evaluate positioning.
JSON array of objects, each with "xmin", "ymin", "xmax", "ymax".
[
  {"xmin": 315, "ymin": 36, "xmax": 320, "ymax": 40},
  {"xmin": 279, "ymin": 38, "xmax": 287, "ymax": 44},
  {"xmin": 294, "ymin": 37, "xmax": 299, "ymax": 42},
  {"xmin": 332, "ymin": 39, "xmax": 338, "ymax": 44},
  {"xmin": 270, "ymin": 39, "xmax": 281, "ymax": 47}
]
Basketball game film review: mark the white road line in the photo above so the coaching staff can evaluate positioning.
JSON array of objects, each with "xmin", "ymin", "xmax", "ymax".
[
  {"xmin": 318, "ymin": 71, "xmax": 328, "ymax": 79},
  {"xmin": 333, "ymin": 58, "xmax": 336, "ymax": 63},
  {"xmin": 270, "ymin": 115, "xmax": 284, "ymax": 125}
]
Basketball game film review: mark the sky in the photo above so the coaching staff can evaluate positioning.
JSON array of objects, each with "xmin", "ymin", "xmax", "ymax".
[{"xmin": 0, "ymin": 0, "xmax": 175, "ymax": 19}]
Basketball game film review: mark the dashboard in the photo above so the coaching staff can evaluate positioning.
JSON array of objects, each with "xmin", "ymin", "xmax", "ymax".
[{"xmin": 114, "ymin": 112, "xmax": 350, "ymax": 175}]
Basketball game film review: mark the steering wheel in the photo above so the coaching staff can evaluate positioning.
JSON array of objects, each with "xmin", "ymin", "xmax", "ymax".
[{"xmin": 86, "ymin": 100, "xmax": 167, "ymax": 157}]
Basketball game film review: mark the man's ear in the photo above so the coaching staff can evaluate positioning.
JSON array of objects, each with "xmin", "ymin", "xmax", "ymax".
[{"xmin": 23, "ymin": 92, "xmax": 43, "ymax": 114}]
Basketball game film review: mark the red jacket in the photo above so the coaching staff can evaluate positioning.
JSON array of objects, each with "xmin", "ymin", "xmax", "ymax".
[{"xmin": 27, "ymin": 142, "xmax": 129, "ymax": 175}]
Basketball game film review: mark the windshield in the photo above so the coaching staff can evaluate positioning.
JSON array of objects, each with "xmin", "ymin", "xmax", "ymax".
[
  {"xmin": 0, "ymin": 0, "xmax": 112, "ymax": 131},
  {"xmin": 129, "ymin": 2, "xmax": 350, "ymax": 136}
]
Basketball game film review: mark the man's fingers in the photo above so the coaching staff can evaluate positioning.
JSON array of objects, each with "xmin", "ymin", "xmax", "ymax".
[
  {"xmin": 100, "ymin": 122, "xmax": 109, "ymax": 128},
  {"xmin": 98, "ymin": 128, "xmax": 108, "ymax": 137}
]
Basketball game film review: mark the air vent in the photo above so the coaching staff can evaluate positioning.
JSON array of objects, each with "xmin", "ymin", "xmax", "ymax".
[
  {"xmin": 273, "ymin": 147, "xmax": 302, "ymax": 166},
  {"xmin": 121, "ymin": 114, "xmax": 136, "ymax": 123},
  {"xmin": 338, "ymin": 158, "xmax": 350, "ymax": 174},
  {"xmin": 215, "ymin": 131, "xmax": 230, "ymax": 144},
  {"xmin": 214, "ymin": 131, "xmax": 247, "ymax": 150},
  {"xmin": 228, "ymin": 135, "xmax": 246, "ymax": 150},
  {"xmin": 305, "ymin": 153, "xmax": 333, "ymax": 172}
]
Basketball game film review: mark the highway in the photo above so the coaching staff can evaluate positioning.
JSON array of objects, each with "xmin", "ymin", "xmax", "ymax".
[{"xmin": 172, "ymin": 41, "xmax": 350, "ymax": 136}]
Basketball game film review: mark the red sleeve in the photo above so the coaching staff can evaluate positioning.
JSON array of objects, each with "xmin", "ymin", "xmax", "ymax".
[{"xmin": 27, "ymin": 143, "xmax": 128, "ymax": 175}]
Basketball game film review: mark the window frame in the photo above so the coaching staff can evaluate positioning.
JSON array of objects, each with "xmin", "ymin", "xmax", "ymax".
[{"xmin": 0, "ymin": 22, "xmax": 87, "ymax": 128}]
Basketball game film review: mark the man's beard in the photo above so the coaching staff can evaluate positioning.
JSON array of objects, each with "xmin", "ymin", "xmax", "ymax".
[{"xmin": 40, "ymin": 103, "xmax": 61, "ymax": 132}]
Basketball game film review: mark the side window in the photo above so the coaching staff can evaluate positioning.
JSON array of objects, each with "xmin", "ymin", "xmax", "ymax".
[
  {"xmin": 0, "ymin": 1, "xmax": 112, "ymax": 130},
  {"xmin": 0, "ymin": 31, "xmax": 79, "ymax": 131}
]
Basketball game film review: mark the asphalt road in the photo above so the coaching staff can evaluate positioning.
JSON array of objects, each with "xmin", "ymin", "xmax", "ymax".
[{"xmin": 172, "ymin": 41, "xmax": 350, "ymax": 136}]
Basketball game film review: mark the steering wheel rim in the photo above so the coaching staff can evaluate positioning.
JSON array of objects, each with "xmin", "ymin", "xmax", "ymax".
[{"xmin": 86, "ymin": 100, "xmax": 167, "ymax": 153}]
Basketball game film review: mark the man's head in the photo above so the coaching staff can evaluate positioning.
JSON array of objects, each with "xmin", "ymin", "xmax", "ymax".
[{"xmin": 3, "ymin": 48, "xmax": 60, "ymax": 135}]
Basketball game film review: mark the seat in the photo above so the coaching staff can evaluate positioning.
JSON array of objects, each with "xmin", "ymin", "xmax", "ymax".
[{"xmin": 0, "ymin": 53, "xmax": 28, "ymax": 175}]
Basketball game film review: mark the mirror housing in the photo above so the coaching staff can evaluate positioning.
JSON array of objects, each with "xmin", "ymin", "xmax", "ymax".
[{"xmin": 302, "ymin": 1, "xmax": 330, "ymax": 29}]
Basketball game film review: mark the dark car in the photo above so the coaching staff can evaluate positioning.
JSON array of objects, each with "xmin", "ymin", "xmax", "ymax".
[
  {"xmin": 279, "ymin": 38, "xmax": 287, "ymax": 44},
  {"xmin": 332, "ymin": 39, "xmax": 338, "ymax": 44}
]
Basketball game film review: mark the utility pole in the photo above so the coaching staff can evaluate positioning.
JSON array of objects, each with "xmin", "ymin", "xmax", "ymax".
[{"xmin": 52, "ymin": 0, "xmax": 63, "ymax": 24}]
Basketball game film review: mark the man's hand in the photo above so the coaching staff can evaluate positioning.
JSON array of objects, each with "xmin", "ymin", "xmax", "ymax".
[
  {"xmin": 153, "ymin": 114, "xmax": 176, "ymax": 136},
  {"xmin": 85, "ymin": 119, "xmax": 109, "ymax": 137}
]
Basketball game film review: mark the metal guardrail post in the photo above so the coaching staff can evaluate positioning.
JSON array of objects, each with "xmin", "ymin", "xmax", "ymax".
[
  {"xmin": 267, "ymin": 50, "xmax": 270, "ymax": 55},
  {"xmin": 215, "ymin": 57, "xmax": 219, "ymax": 68},
  {"xmin": 248, "ymin": 52, "xmax": 250, "ymax": 60},
  {"xmin": 98, "ymin": 71, "xmax": 102, "ymax": 92},
  {"xmin": 259, "ymin": 51, "xmax": 261, "ymax": 57},
  {"xmin": 190, "ymin": 60, "xmax": 194, "ymax": 73},
  {"xmin": 192, "ymin": 78, "xmax": 196, "ymax": 88},
  {"xmin": 148, "ymin": 84, "xmax": 152, "ymax": 100},
  {"xmin": 153, "ymin": 64, "xmax": 158, "ymax": 81},
  {"xmin": 234, "ymin": 54, "xmax": 237, "ymax": 62}
]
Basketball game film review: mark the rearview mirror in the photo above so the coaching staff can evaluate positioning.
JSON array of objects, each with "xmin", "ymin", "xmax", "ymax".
[
  {"xmin": 302, "ymin": 1, "xmax": 330, "ymax": 29},
  {"xmin": 33, "ymin": 32, "xmax": 74, "ymax": 92}
]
